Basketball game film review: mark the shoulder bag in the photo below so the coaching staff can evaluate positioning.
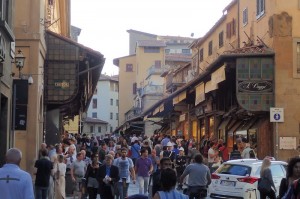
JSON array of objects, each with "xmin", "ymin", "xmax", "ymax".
[{"xmin": 258, "ymin": 177, "xmax": 271, "ymax": 193}]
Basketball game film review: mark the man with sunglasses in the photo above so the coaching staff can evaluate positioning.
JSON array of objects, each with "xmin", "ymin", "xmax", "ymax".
[{"xmin": 150, "ymin": 157, "xmax": 173, "ymax": 197}]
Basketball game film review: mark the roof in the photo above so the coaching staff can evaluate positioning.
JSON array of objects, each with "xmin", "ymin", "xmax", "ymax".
[
  {"xmin": 165, "ymin": 54, "xmax": 192, "ymax": 62},
  {"xmin": 223, "ymin": 0, "xmax": 238, "ymax": 13},
  {"xmin": 137, "ymin": 40, "xmax": 166, "ymax": 47},
  {"xmin": 127, "ymin": 29, "xmax": 157, "ymax": 38},
  {"xmin": 143, "ymin": 45, "xmax": 274, "ymax": 117},
  {"xmin": 99, "ymin": 74, "xmax": 119, "ymax": 82},
  {"xmin": 113, "ymin": 54, "xmax": 136, "ymax": 67},
  {"xmin": 223, "ymin": 44, "xmax": 274, "ymax": 55},
  {"xmin": 190, "ymin": 15, "xmax": 227, "ymax": 49},
  {"xmin": 173, "ymin": 63, "xmax": 191, "ymax": 74},
  {"xmin": 84, "ymin": 117, "xmax": 108, "ymax": 124},
  {"xmin": 46, "ymin": 30, "xmax": 104, "ymax": 58}
]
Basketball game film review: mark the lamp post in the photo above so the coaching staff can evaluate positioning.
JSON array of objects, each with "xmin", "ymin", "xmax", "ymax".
[{"xmin": 15, "ymin": 49, "xmax": 25, "ymax": 78}]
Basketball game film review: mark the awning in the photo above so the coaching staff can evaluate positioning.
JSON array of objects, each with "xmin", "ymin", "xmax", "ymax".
[
  {"xmin": 205, "ymin": 80, "xmax": 217, "ymax": 93},
  {"xmin": 211, "ymin": 65, "xmax": 226, "ymax": 87},
  {"xmin": 195, "ymin": 83, "xmax": 205, "ymax": 106},
  {"xmin": 173, "ymin": 91, "xmax": 186, "ymax": 105},
  {"xmin": 44, "ymin": 30, "xmax": 105, "ymax": 120},
  {"xmin": 143, "ymin": 44, "xmax": 274, "ymax": 119}
]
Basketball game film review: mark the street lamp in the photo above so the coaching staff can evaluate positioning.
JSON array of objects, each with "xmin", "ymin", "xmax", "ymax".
[{"xmin": 15, "ymin": 49, "xmax": 25, "ymax": 78}]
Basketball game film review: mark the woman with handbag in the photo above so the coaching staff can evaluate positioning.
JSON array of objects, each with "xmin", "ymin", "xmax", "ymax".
[
  {"xmin": 258, "ymin": 158, "xmax": 276, "ymax": 199},
  {"xmin": 85, "ymin": 154, "xmax": 101, "ymax": 199}
]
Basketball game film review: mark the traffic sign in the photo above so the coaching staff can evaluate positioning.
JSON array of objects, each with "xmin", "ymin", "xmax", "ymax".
[{"xmin": 270, "ymin": 108, "xmax": 284, "ymax": 122}]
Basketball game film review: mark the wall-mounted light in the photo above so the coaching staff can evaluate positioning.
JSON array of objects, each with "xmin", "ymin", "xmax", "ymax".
[
  {"xmin": 15, "ymin": 49, "xmax": 26, "ymax": 78},
  {"xmin": 28, "ymin": 75, "xmax": 33, "ymax": 85}
]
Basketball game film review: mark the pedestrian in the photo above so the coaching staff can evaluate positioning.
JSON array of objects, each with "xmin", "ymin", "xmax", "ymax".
[
  {"xmin": 259, "ymin": 158, "xmax": 276, "ymax": 199},
  {"xmin": 135, "ymin": 148, "xmax": 153, "ymax": 195},
  {"xmin": 53, "ymin": 154, "xmax": 66, "ymax": 199},
  {"xmin": 279, "ymin": 157, "xmax": 300, "ymax": 198},
  {"xmin": 218, "ymin": 139, "xmax": 229, "ymax": 162},
  {"xmin": 175, "ymin": 147, "xmax": 187, "ymax": 190},
  {"xmin": 131, "ymin": 139, "xmax": 141, "ymax": 166},
  {"xmin": 151, "ymin": 157, "xmax": 172, "ymax": 197},
  {"xmin": 0, "ymin": 148, "xmax": 34, "ymax": 199},
  {"xmin": 162, "ymin": 142, "xmax": 176, "ymax": 164},
  {"xmin": 229, "ymin": 144, "xmax": 241, "ymax": 160},
  {"xmin": 153, "ymin": 168, "xmax": 188, "ymax": 199},
  {"xmin": 70, "ymin": 152, "xmax": 87, "ymax": 199},
  {"xmin": 141, "ymin": 140, "xmax": 152, "ymax": 154},
  {"xmin": 149, "ymin": 149, "xmax": 160, "ymax": 172},
  {"xmin": 97, "ymin": 154, "xmax": 120, "ymax": 199},
  {"xmin": 114, "ymin": 147, "xmax": 136, "ymax": 199},
  {"xmin": 241, "ymin": 138, "xmax": 256, "ymax": 159},
  {"xmin": 85, "ymin": 154, "xmax": 101, "ymax": 199},
  {"xmin": 180, "ymin": 154, "xmax": 211, "ymax": 199},
  {"xmin": 34, "ymin": 148, "xmax": 53, "ymax": 199},
  {"xmin": 98, "ymin": 142, "xmax": 108, "ymax": 163},
  {"xmin": 187, "ymin": 144, "xmax": 200, "ymax": 164},
  {"xmin": 207, "ymin": 142, "xmax": 219, "ymax": 173}
]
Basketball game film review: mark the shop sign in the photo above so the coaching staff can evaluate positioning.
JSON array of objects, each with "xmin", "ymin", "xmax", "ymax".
[
  {"xmin": 54, "ymin": 80, "xmax": 70, "ymax": 89},
  {"xmin": 238, "ymin": 80, "xmax": 273, "ymax": 92},
  {"xmin": 195, "ymin": 106, "xmax": 204, "ymax": 116},
  {"xmin": 279, "ymin": 137, "xmax": 297, "ymax": 149},
  {"xmin": 179, "ymin": 113, "xmax": 186, "ymax": 122},
  {"xmin": 270, "ymin": 107, "xmax": 284, "ymax": 122}
]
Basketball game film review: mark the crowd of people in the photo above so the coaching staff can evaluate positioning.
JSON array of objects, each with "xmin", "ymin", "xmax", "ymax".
[{"xmin": 0, "ymin": 132, "xmax": 299, "ymax": 199}]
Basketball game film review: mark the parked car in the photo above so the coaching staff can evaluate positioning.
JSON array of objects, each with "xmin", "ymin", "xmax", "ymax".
[{"xmin": 208, "ymin": 159, "xmax": 287, "ymax": 199}]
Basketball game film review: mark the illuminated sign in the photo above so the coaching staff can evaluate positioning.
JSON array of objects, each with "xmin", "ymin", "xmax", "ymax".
[{"xmin": 54, "ymin": 81, "xmax": 70, "ymax": 89}]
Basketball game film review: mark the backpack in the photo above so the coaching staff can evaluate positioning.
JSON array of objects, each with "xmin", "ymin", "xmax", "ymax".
[
  {"xmin": 293, "ymin": 179, "xmax": 300, "ymax": 198},
  {"xmin": 249, "ymin": 149, "xmax": 256, "ymax": 159}
]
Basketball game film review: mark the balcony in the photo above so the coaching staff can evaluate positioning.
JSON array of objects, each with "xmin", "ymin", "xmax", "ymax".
[
  {"xmin": 165, "ymin": 74, "xmax": 186, "ymax": 92},
  {"xmin": 147, "ymin": 65, "xmax": 163, "ymax": 79},
  {"xmin": 125, "ymin": 107, "xmax": 142, "ymax": 121},
  {"xmin": 141, "ymin": 85, "xmax": 163, "ymax": 97}
]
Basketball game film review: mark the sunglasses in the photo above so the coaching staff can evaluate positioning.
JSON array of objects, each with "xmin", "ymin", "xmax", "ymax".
[{"xmin": 163, "ymin": 163, "xmax": 172, "ymax": 166}]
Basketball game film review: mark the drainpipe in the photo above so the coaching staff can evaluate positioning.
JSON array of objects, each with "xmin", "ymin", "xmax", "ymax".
[
  {"xmin": 188, "ymin": 104, "xmax": 191, "ymax": 138},
  {"xmin": 237, "ymin": 0, "xmax": 240, "ymax": 48}
]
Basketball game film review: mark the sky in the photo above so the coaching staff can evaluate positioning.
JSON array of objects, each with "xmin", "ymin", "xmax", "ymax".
[{"xmin": 71, "ymin": 0, "xmax": 233, "ymax": 76}]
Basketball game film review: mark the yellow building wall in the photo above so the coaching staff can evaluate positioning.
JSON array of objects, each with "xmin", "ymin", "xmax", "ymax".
[
  {"xmin": 193, "ymin": 2, "xmax": 238, "ymax": 76},
  {"xmin": 64, "ymin": 115, "xmax": 79, "ymax": 134},
  {"xmin": 118, "ymin": 56, "xmax": 137, "ymax": 124},
  {"xmin": 14, "ymin": 0, "xmax": 71, "ymax": 172},
  {"xmin": 239, "ymin": 0, "xmax": 300, "ymax": 160},
  {"xmin": 136, "ymin": 47, "xmax": 165, "ymax": 88}
]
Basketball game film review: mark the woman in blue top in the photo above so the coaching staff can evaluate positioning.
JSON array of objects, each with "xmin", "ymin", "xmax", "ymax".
[{"xmin": 153, "ymin": 168, "xmax": 188, "ymax": 199}]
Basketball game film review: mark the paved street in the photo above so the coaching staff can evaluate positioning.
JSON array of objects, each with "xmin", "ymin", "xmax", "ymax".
[
  {"xmin": 66, "ymin": 182, "xmax": 140, "ymax": 199},
  {"xmin": 66, "ymin": 182, "xmax": 213, "ymax": 198}
]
